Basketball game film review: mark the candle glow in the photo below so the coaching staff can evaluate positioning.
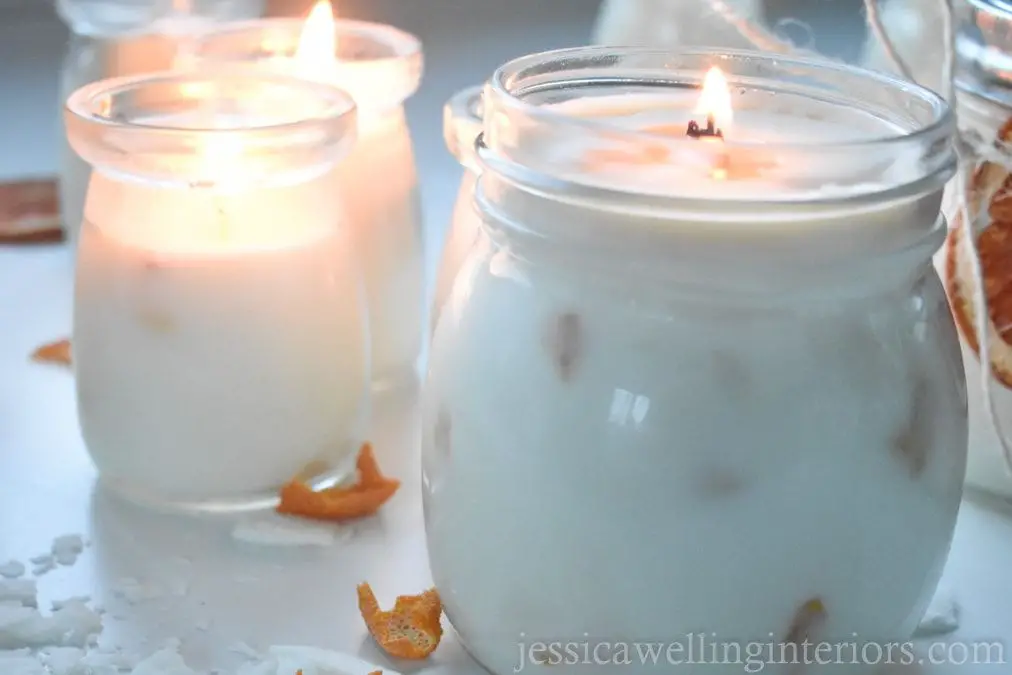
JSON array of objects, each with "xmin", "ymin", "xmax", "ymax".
[{"xmin": 295, "ymin": 0, "xmax": 337, "ymax": 71}]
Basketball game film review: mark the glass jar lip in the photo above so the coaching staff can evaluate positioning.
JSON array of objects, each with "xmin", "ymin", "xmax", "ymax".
[
  {"xmin": 480, "ymin": 46, "xmax": 956, "ymax": 209},
  {"xmin": 65, "ymin": 69, "xmax": 358, "ymax": 185},
  {"xmin": 66, "ymin": 69, "xmax": 356, "ymax": 135},
  {"xmin": 191, "ymin": 17, "xmax": 423, "ymax": 109},
  {"xmin": 443, "ymin": 84, "xmax": 483, "ymax": 168},
  {"xmin": 487, "ymin": 46, "xmax": 952, "ymax": 153}
]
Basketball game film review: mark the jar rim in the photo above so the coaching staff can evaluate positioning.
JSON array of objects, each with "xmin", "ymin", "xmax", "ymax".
[
  {"xmin": 190, "ymin": 17, "xmax": 423, "ymax": 109},
  {"xmin": 443, "ymin": 85, "xmax": 483, "ymax": 168},
  {"xmin": 480, "ymin": 46, "xmax": 956, "ymax": 207},
  {"xmin": 65, "ymin": 69, "xmax": 358, "ymax": 185},
  {"xmin": 488, "ymin": 46, "xmax": 952, "ymax": 152}
]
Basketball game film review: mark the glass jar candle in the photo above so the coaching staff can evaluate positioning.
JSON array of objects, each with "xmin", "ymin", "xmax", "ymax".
[
  {"xmin": 66, "ymin": 71, "xmax": 368, "ymax": 512},
  {"xmin": 57, "ymin": 0, "xmax": 265, "ymax": 249},
  {"xmin": 191, "ymin": 14, "xmax": 425, "ymax": 392},
  {"xmin": 938, "ymin": 0, "xmax": 1012, "ymax": 501},
  {"xmin": 432, "ymin": 85, "xmax": 484, "ymax": 336},
  {"xmin": 423, "ymin": 48, "xmax": 963, "ymax": 675}
]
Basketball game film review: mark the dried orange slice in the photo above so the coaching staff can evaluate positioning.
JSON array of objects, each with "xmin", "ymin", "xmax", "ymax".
[
  {"xmin": 945, "ymin": 120, "xmax": 1012, "ymax": 388},
  {"xmin": 31, "ymin": 339, "xmax": 71, "ymax": 366},
  {"xmin": 357, "ymin": 583, "xmax": 443, "ymax": 660},
  {"xmin": 276, "ymin": 443, "xmax": 400, "ymax": 521},
  {"xmin": 0, "ymin": 179, "xmax": 63, "ymax": 243}
]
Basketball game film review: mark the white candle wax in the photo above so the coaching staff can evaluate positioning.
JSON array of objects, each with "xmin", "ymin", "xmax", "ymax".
[
  {"xmin": 542, "ymin": 93, "xmax": 914, "ymax": 203},
  {"xmin": 73, "ymin": 142, "xmax": 369, "ymax": 506}
]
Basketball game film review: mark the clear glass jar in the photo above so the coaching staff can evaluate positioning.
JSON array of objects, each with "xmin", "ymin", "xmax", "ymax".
[
  {"xmin": 191, "ymin": 18, "xmax": 425, "ymax": 393},
  {"xmin": 57, "ymin": 0, "xmax": 266, "ymax": 250},
  {"xmin": 423, "ymin": 47, "xmax": 963, "ymax": 675},
  {"xmin": 938, "ymin": 0, "xmax": 1012, "ymax": 501},
  {"xmin": 432, "ymin": 85, "xmax": 483, "ymax": 336},
  {"xmin": 66, "ymin": 71, "xmax": 368, "ymax": 513}
]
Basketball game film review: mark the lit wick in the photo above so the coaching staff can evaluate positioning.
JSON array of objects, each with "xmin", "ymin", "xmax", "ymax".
[{"xmin": 685, "ymin": 114, "xmax": 723, "ymax": 140}]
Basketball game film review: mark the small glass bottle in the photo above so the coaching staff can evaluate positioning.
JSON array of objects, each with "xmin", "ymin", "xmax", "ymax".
[
  {"xmin": 66, "ymin": 71, "xmax": 368, "ymax": 512},
  {"xmin": 423, "ymin": 47, "xmax": 963, "ymax": 675},
  {"xmin": 191, "ymin": 18, "xmax": 425, "ymax": 393},
  {"xmin": 57, "ymin": 0, "xmax": 266, "ymax": 249},
  {"xmin": 432, "ymin": 85, "xmax": 484, "ymax": 336},
  {"xmin": 938, "ymin": 0, "xmax": 1012, "ymax": 501}
]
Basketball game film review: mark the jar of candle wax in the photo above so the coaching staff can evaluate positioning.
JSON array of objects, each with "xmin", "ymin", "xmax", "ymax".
[
  {"xmin": 57, "ymin": 0, "xmax": 265, "ymax": 248},
  {"xmin": 191, "ymin": 18, "xmax": 425, "ymax": 392},
  {"xmin": 431, "ymin": 85, "xmax": 484, "ymax": 336},
  {"xmin": 66, "ymin": 71, "xmax": 368, "ymax": 512},
  {"xmin": 423, "ymin": 48, "xmax": 963, "ymax": 675},
  {"xmin": 938, "ymin": 0, "xmax": 1012, "ymax": 501}
]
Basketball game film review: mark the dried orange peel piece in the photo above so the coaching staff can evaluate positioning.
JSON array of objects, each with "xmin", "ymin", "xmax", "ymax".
[
  {"xmin": 0, "ymin": 179, "xmax": 63, "ymax": 243},
  {"xmin": 276, "ymin": 443, "xmax": 400, "ymax": 521},
  {"xmin": 31, "ymin": 339, "xmax": 71, "ymax": 366},
  {"xmin": 946, "ymin": 117, "xmax": 1012, "ymax": 387},
  {"xmin": 358, "ymin": 582, "xmax": 443, "ymax": 660}
]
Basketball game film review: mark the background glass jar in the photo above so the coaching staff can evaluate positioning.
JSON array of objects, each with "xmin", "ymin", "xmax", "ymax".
[
  {"xmin": 57, "ymin": 0, "xmax": 266, "ymax": 249},
  {"xmin": 431, "ymin": 84, "xmax": 484, "ymax": 336},
  {"xmin": 191, "ymin": 18, "xmax": 425, "ymax": 393},
  {"xmin": 423, "ymin": 47, "xmax": 963, "ymax": 675},
  {"xmin": 937, "ymin": 0, "xmax": 1012, "ymax": 501},
  {"xmin": 65, "ymin": 71, "xmax": 368, "ymax": 513}
]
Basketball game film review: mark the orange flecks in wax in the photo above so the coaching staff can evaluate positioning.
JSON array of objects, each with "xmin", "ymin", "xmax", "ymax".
[
  {"xmin": 31, "ymin": 339, "xmax": 71, "ymax": 366},
  {"xmin": 357, "ymin": 582, "xmax": 443, "ymax": 660},
  {"xmin": 276, "ymin": 443, "xmax": 400, "ymax": 521}
]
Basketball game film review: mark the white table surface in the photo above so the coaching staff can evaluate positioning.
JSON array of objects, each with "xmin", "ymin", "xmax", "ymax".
[{"xmin": 1, "ymin": 2, "xmax": 1011, "ymax": 674}]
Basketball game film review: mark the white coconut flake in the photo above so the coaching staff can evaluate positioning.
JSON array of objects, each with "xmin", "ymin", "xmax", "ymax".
[
  {"xmin": 40, "ymin": 646, "xmax": 84, "ymax": 674},
  {"xmin": 914, "ymin": 587, "xmax": 962, "ymax": 637},
  {"xmin": 77, "ymin": 647, "xmax": 137, "ymax": 674},
  {"xmin": 230, "ymin": 517, "xmax": 344, "ymax": 548},
  {"xmin": 129, "ymin": 647, "xmax": 198, "ymax": 675},
  {"xmin": 269, "ymin": 645, "xmax": 398, "ymax": 675},
  {"xmin": 51, "ymin": 535, "xmax": 85, "ymax": 567},
  {"xmin": 0, "ymin": 561, "xmax": 25, "ymax": 579},
  {"xmin": 0, "ymin": 651, "xmax": 46, "ymax": 675},
  {"xmin": 32, "ymin": 559, "xmax": 55, "ymax": 577},
  {"xmin": 29, "ymin": 555, "xmax": 52, "ymax": 566},
  {"xmin": 193, "ymin": 618, "xmax": 210, "ymax": 632},
  {"xmin": 229, "ymin": 641, "xmax": 261, "ymax": 660},
  {"xmin": 0, "ymin": 599, "xmax": 102, "ymax": 650},
  {"xmin": 0, "ymin": 580, "xmax": 37, "ymax": 608},
  {"xmin": 51, "ymin": 596, "xmax": 91, "ymax": 612}
]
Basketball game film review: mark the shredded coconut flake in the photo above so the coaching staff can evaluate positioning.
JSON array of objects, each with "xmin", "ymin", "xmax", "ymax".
[
  {"xmin": 0, "ymin": 599, "xmax": 101, "ymax": 650},
  {"xmin": 130, "ymin": 647, "xmax": 198, "ymax": 675},
  {"xmin": 915, "ymin": 587, "xmax": 962, "ymax": 637},
  {"xmin": 0, "ymin": 561, "xmax": 25, "ymax": 580},
  {"xmin": 0, "ymin": 580, "xmax": 37, "ymax": 608},
  {"xmin": 51, "ymin": 535, "xmax": 85, "ymax": 567},
  {"xmin": 229, "ymin": 641, "xmax": 261, "ymax": 660}
]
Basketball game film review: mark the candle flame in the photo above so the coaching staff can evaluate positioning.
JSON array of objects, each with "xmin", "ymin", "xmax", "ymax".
[
  {"xmin": 695, "ymin": 67, "xmax": 733, "ymax": 135},
  {"xmin": 295, "ymin": 0, "xmax": 337, "ymax": 69}
]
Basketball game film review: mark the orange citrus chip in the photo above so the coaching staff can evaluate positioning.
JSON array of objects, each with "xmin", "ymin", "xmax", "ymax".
[
  {"xmin": 357, "ymin": 582, "xmax": 443, "ymax": 660},
  {"xmin": 0, "ymin": 179, "xmax": 63, "ymax": 243},
  {"xmin": 276, "ymin": 443, "xmax": 400, "ymax": 521},
  {"xmin": 945, "ymin": 118, "xmax": 1012, "ymax": 388},
  {"xmin": 31, "ymin": 339, "xmax": 71, "ymax": 366}
]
